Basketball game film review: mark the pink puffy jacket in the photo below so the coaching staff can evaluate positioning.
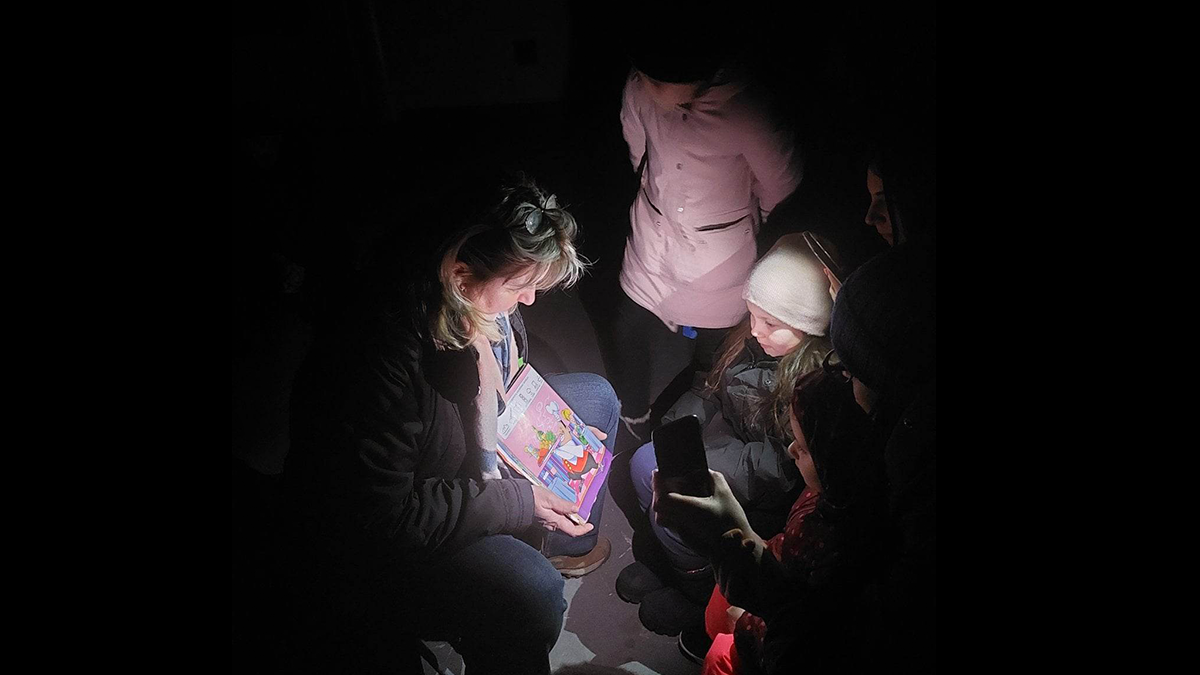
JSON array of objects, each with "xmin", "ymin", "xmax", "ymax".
[{"xmin": 618, "ymin": 68, "xmax": 803, "ymax": 330}]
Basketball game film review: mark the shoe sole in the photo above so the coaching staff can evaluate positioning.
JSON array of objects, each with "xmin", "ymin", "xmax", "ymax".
[
  {"xmin": 554, "ymin": 557, "xmax": 607, "ymax": 578},
  {"xmin": 549, "ymin": 549, "xmax": 612, "ymax": 578}
]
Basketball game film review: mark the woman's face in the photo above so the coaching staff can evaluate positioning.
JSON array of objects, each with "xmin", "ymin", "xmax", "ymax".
[
  {"xmin": 851, "ymin": 377, "xmax": 878, "ymax": 415},
  {"xmin": 747, "ymin": 301, "xmax": 806, "ymax": 357},
  {"xmin": 866, "ymin": 169, "xmax": 894, "ymax": 246},
  {"xmin": 463, "ymin": 266, "xmax": 540, "ymax": 319},
  {"xmin": 787, "ymin": 409, "xmax": 821, "ymax": 493}
]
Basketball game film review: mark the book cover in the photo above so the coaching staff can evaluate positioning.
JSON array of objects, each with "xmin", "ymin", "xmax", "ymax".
[{"xmin": 496, "ymin": 364, "xmax": 612, "ymax": 524}]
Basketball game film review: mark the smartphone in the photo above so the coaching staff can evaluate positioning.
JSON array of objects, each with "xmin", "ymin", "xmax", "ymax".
[
  {"xmin": 652, "ymin": 415, "xmax": 712, "ymax": 497},
  {"xmin": 802, "ymin": 231, "xmax": 844, "ymax": 284}
]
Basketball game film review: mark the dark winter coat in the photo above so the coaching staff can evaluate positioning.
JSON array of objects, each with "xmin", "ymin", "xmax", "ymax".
[
  {"xmin": 870, "ymin": 378, "xmax": 936, "ymax": 672},
  {"xmin": 283, "ymin": 284, "xmax": 536, "ymax": 581},
  {"xmin": 660, "ymin": 338, "xmax": 802, "ymax": 536}
]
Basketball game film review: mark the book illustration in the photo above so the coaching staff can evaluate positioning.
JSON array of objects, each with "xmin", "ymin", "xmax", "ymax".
[{"xmin": 496, "ymin": 365, "xmax": 612, "ymax": 523}]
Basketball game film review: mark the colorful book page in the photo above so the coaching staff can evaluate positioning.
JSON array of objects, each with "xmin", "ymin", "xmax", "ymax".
[{"xmin": 496, "ymin": 365, "xmax": 612, "ymax": 523}]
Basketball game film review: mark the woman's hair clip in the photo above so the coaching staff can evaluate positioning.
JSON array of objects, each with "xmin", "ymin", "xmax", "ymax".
[
  {"xmin": 523, "ymin": 194, "xmax": 559, "ymax": 234},
  {"xmin": 524, "ymin": 208, "xmax": 542, "ymax": 233}
]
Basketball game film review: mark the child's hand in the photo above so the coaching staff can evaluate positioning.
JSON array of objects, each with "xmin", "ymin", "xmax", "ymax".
[
  {"xmin": 713, "ymin": 527, "xmax": 766, "ymax": 606},
  {"xmin": 823, "ymin": 266, "xmax": 842, "ymax": 302},
  {"xmin": 725, "ymin": 605, "xmax": 746, "ymax": 633},
  {"xmin": 652, "ymin": 469, "xmax": 756, "ymax": 555}
]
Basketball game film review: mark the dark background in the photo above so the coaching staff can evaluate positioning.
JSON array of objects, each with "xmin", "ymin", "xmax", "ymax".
[
  {"xmin": 232, "ymin": 0, "xmax": 934, "ymax": 667},
  {"xmin": 231, "ymin": 0, "xmax": 935, "ymax": 336}
]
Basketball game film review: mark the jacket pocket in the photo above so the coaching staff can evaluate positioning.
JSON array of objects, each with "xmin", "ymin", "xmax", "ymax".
[
  {"xmin": 641, "ymin": 186, "xmax": 664, "ymax": 216},
  {"xmin": 695, "ymin": 214, "xmax": 749, "ymax": 233}
]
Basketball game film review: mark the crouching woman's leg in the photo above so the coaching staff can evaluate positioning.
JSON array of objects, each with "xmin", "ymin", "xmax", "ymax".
[{"xmin": 408, "ymin": 534, "xmax": 567, "ymax": 675}]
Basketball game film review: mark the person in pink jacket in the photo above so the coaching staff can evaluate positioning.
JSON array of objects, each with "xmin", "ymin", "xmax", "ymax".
[{"xmin": 606, "ymin": 41, "xmax": 804, "ymax": 460}]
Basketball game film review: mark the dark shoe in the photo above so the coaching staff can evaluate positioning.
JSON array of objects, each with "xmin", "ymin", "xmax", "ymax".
[
  {"xmin": 638, "ymin": 587, "xmax": 704, "ymax": 636},
  {"xmin": 678, "ymin": 622, "xmax": 713, "ymax": 664},
  {"xmin": 547, "ymin": 536, "xmax": 611, "ymax": 577},
  {"xmin": 616, "ymin": 562, "xmax": 665, "ymax": 604}
]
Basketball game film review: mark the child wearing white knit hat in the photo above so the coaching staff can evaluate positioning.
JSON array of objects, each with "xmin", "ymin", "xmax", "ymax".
[
  {"xmin": 618, "ymin": 232, "xmax": 835, "ymax": 636},
  {"xmin": 743, "ymin": 233, "xmax": 834, "ymax": 346}
]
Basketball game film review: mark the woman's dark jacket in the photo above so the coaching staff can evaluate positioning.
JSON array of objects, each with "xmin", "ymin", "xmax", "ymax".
[{"xmin": 283, "ymin": 283, "xmax": 535, "ymax": 581}]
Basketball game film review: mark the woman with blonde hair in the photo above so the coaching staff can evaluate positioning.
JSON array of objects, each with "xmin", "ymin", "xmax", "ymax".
[{"xmin": 283, "ymin": 177, "xmax": 618, "ymax": 675}]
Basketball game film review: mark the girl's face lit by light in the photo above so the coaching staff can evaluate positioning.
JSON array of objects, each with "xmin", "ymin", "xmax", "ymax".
[
  {"xmin": 747, "ymin": 301, "xmax": 806, "ymax": 357},
  {"xmin": 787, "ymin": 409, "xmax": 821, "ymax": 492}
]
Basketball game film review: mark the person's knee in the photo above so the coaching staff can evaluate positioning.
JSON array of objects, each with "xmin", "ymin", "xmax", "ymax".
[
  {"xmin": 551, "ymin": 373, "xmax": 619, "ymax": 426},
  {"xmin": 595, "ymin": 374, "xmax": 618, "ymax": 407},
  {"xmin": 443, "ymin": 537, "xmax": 566, "ymax": 647},
  {"xmin": 593, "ymin": 375, "xmax": 620, "ymax": 431},
  {"xmin": 463, "ymin": 556, "xmax": 564, "ymax": 661},
  {"xmin": 580, "ymin": 372, "xmax": 618, "ymax": 406},
  {"xmin": 630, "ymin": 442, "xmax": 657, "ymax": 508},
  {"xmin": 514, "ymin": 561, "xmax": 567, "ymax": 645}
]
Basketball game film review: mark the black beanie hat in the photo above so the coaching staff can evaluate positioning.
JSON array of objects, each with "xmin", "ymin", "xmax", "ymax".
[
  {"xmin": 629, "ymin": 46, "xmax": 722, "ymax": 84},
  {"xmin": 622, "ymin": 10, "xmax": 727, "ymax": 84},
  {"xmin": 829, "ymin": 244, "xmax": 935, "ymax": 396}
]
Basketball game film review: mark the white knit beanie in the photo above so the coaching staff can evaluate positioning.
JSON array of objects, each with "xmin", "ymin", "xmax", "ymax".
[{"xmin": 742, "ymin": 233, "xmax": 833, "ymax": 336}]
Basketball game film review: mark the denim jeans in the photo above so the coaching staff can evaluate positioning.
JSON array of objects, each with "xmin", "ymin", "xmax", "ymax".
[
  {"xmin": 539, "ymin": 371, "xmax": 620, "ymax": 558},
  {"xmin": 372, "ymin": 373, "xmax": 617, "ymax": 674},
  {"xmin": 405, "ymin": 534, "xmax": 569, "ymax": 675},
  {"xmin": 629, "ymin": 440, "xmax": 710, "ymax": 572}
]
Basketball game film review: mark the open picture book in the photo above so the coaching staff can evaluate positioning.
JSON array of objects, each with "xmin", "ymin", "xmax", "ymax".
[{"xmin": 496, "ymin": 364, "xmax": 612, "ymax": 525}]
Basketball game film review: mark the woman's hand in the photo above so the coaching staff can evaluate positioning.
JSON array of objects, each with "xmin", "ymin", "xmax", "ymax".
[
  {"xmin": 652, "ymin": 469, "xmax": 756, "ymax": 556},
  {"xmin": 532, "ymin": 485, "xmax": 594, "ymax": 537}
]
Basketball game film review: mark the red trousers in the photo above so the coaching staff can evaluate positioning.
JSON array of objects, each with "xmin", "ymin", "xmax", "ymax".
[{"xmin": 702, "ymin": 585, "xmax": 741, "ymax": 675}]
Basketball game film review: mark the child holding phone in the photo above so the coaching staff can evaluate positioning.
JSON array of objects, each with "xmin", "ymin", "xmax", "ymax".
[
  {"xmin": 617, "ymin": 233, "xmax": 835, "ymax": 634},
  {"xmin": 655, "ymin": 368, "xmax": 883, "ymax": 672}
]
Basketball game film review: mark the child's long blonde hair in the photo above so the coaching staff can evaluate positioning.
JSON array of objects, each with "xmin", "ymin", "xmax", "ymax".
[{"xmin": 703, "ymin": 317, "xmax": 832, "ymax": 441}]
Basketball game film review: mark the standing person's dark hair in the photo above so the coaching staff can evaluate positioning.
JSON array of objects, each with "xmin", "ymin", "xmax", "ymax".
[{"xmin": 866, "ymin": 143, "xmax": 936, "ymax": 249}]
